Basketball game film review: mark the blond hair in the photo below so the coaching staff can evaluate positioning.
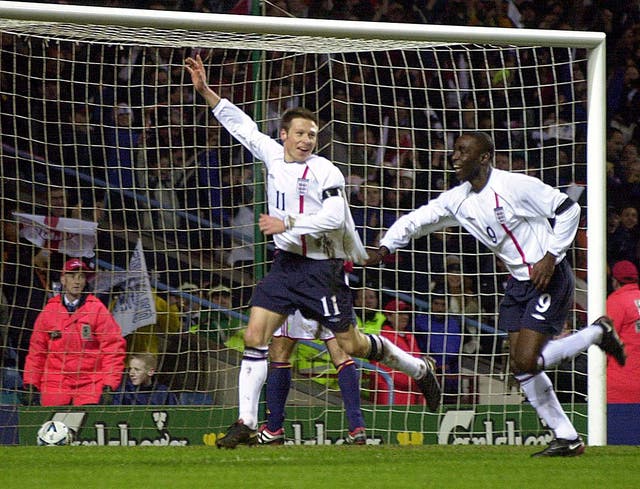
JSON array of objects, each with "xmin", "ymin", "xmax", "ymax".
[{"xmin": 128, "ymin": 352, "xmax": 158, "ymax": 371}]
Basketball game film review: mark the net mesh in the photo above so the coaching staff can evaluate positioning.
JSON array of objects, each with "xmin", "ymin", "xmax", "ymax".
[{"xmin": 0, "ymin": 13, "xmax": 589, "ymax": 444}]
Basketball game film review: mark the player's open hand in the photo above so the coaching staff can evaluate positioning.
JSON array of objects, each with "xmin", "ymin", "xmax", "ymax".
[
  {"xmin": 259, "ymin": 213, "xmax": 286, "ymax": 235},
  {"xmin": 185, "ymin": 54, "xmax": 208, "ymax": 94}
]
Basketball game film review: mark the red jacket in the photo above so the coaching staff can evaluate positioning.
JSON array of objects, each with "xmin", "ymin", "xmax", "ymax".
[
  {"xmin": 24, "ymin": 294, "xmax": 126, "ymax": 392},
  {"xmin": 371, "ymin": 324, "xmax": 424, "ymax": 405},
  {"xmin": 606, "ymin": 283, "xmax": 640, "ymax": 403}
]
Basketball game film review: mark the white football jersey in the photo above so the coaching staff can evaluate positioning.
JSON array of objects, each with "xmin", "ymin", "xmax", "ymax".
[
  {"xmin": 380, "ymin": 168, "xmax": 580, "ymax": 281},
  {"xmin": 213, "ymin": 99, "xmax": 367, "ymax": 263}
]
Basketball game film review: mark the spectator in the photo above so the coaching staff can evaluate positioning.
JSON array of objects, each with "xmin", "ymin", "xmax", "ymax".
[
  {"xmin": 618, "ymin": 159, "xmax": 640, "ymax": 207},
  {"xmin": 61, "ymin": 102, "xmax": 106, "ymax": 183},
  {"xmin": 441, "ymin": 261, "xmax": 485, "ymax": 354},
  {"xmin": 349, "ymin": 125, "xmax": 380, "ymax": 179},
  {"xmin": 163, "ymin": 284, "xmax": 221, "ymax": 405},
  {"xmin": 29, "ymin": 184, "xmax": 97, "ymax": 292},
  {"xmin": 192, "ymin": 118, "xmax": 230, "ymax": 228},
  {"xmin": 139, "ymin": 148, "xmax": 183, "ymax": 232},
  {"xmin": 371, "ymin": 299, "xmax": 429, "ymax": 405},
  {"xmin": 414, "ymin": 288, "xmax": 464, "ymax": 403},
  {"xmin": 113, "ymin": 352, "xmax": 178, "ymax": 405},
  {"xmin": 605, "ymin": 127, "xmax": 625, "ymax": 177},
  {"xmin": 316, "ymin": 86, "xmax": 351, "ymax": 176},
  {"xmin": 258, "ymin": 310, "xmax": 367, "ymax": 445},
  {"xmin": 1, "ymin": 205, "xmax": 49, "ymax": 374},
  {"xmin": 265, "ymin": 76, "xmax": 300, "ymax": 138},
  {"xmin": 169, "ymin": 281, "xmax": 201, "ymax": 331},
  {"xmin": 353, "ymin": 285, "xmax": 386, "ymax": 335},
  {"xmin": 195, "ymin": 284, "xmax": 245, "ymax": 347},
  {"xmin": 105, "ymin": 102, "xmax": 142, "ymax": 226},
  {"xmin": 606, "ymin": 260, "xmax": 640, "ymax": 403},
  {"xmin": 415, "ymin": 137, "xmax": 448, "ymax": 202},
  {"xmin": 414, "ymin": 289, "xmax": 462, "ymax": 375},
  {"xmin": 121, "ymin": 287, "xmax": 182, "ymax": 357},
  {"xmin": 350, "ymin": 181, "xmax": 396, "ymax": 248},
  {"xmin": 607, "ymin": 204, "xmax": 639, "ymax": 265},
  {"xmin": 22, "ymin": 259, "xmax": 126, "ymax": 406}
]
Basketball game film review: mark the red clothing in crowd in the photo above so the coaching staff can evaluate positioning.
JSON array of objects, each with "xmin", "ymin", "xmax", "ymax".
[
  {"xmin": 371, "ymin": 324, "xmax": 424, "ymax": 405},
  {"xmin": 23, "ymin": 294, "xmax": 126, "ymax": 406},
  {"xmin": 606, "ymin": 282, "xmax": 640, "ymax": 403}
]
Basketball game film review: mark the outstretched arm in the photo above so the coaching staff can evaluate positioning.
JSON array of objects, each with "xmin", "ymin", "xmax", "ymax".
[{"xmin": 185, "ymin": 54, "xmax": 221, "ymax": 109}]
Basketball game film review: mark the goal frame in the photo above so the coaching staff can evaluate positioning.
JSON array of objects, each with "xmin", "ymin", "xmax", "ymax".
[{"xmin": 0, "ymin": 0, "xmax": 608, "ymax": 445}]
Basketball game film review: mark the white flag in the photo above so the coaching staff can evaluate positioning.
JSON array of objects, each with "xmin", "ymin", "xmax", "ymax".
[
  {"xmin": 13, "ymin": 212, "xmax": 97, "ymax": 258},
  {"xmin": 110, "ymin": 239, "xmax": 157, "ymax": 336}
]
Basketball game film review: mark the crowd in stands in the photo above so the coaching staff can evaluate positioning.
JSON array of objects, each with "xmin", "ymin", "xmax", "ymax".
[{"xmin": 1, "ymin": 0, "xmax": 639, "ymax": 406}]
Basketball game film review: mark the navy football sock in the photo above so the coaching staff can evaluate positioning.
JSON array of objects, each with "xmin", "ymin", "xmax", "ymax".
[
  {"xmin": 265, "ymin": 362, "xmax": 291, "ymax": 432},
  {"xmin": 337, "ymin": 360, "xmax": 365, "ymax": 432}
]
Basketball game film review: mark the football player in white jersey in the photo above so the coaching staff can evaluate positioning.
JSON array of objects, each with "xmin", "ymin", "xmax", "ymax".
[
  {"xmin": 258, "ymin": 309, "xmax": 367, "ymax": 445},
  {"xmin": 368, "ymin": 132, "xmax": 626, "ymax": 457},
  {"xmin": 185, "ymin": 54, "xmax": 440, "ymax": 449}
]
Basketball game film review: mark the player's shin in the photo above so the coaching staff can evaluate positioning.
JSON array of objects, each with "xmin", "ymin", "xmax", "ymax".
[
  {"xmin": 337, "ymin": 359, "xmax": 365, "ymax": 431},
  {"xmin": 265, "ymin": 362, "xmax": 291, "ymax": 432},
  {"xmin": 366, "ymin": 334, "xmax": 424, "ymax": 378},
  {"xmin": 238, "ymin": 346, "xmax": 269, "ymax": 429},
  {"xmin": 516, "ymin": 371, "xmax": 578, "ymax": 440}
]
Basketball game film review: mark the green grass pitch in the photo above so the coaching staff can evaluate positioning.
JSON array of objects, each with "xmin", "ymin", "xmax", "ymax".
[{"xmin": 1, "ymin": 445, "xmax": 638, "ymax": 488}]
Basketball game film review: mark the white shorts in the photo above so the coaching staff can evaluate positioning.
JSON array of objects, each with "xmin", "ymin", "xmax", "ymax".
[{"xmin": 273, "ymin": 309, "xmax": 335, "ymax": 341}]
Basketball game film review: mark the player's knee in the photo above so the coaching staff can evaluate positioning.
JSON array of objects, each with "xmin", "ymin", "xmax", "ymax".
[
  {"xmin": 243, "ymin": 329, "xmax": 262, "ymax": 349},
  {"xmin": 511, "ymin": 355, "xmax": 538, "ymax": 375},
  {"xmin": 335, "ymin": 337, "xmax": 358, "ymax": 357}
]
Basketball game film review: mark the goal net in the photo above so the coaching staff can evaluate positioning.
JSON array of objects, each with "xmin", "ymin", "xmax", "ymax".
[{"xmin": 0, "ymin": 2, "xmax": 607, "ymax": 446}]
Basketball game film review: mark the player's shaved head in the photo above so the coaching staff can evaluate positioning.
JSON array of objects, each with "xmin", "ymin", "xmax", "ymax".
[{"xmin": 469, "ymin": 131, "xmax": 494, "ymax": 157}]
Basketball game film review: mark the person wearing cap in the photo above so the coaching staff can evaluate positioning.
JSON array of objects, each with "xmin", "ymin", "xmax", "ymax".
[
  {"xmin": 606, "ymin": 260, "xmax": 639, "ymax": 403},
  {"xmin": 22, "ymin": 259, "xmax": 126, "ymax": 406},
  {"xmin": 193, "ymin": 284, "xmax": 246, "ymax": 347},
  {"xmin": 170, "ymin": 282, "xmax": 201, "ymax": 331},
  {"xmin": 370, "ymin": 299, "xmax": 431, "ymax": 405}
]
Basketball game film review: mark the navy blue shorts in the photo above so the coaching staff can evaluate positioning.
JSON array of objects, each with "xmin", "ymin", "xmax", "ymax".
[
  {"xmin": 498, "ymin": 258, "xmax": 574, "ymax": 336},
  {"xmin": 250, "ymin": 251, "xmax": 354, "ymax": 333}
]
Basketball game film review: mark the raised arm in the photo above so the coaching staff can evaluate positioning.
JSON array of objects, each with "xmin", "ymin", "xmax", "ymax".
[{"xmin": 185, "ymin": 54, "xmax": 220, "ymax": 109}]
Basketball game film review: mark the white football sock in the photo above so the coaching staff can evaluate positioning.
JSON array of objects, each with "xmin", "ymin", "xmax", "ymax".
[
  {"xmin": 517, "ymin": 372, "xmax": 578, "ymax": 440},
  {"xmin": 237, "ymin": 346, "xmax": 269, "ymax": 430},
  {"xmin": 376, "ymin": 335, "xmax": 425, "ymax": 379},
  {"xmin": 538, "ymin": 324, "xmax": 602, "ymax": 369}
]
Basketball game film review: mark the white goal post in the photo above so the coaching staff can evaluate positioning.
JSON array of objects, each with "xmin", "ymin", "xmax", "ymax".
[{"xmin": 0, "ymin": 1, "xmax": 607, "ymax": 446}]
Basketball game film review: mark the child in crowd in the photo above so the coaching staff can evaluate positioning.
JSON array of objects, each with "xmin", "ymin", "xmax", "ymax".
[{"xmin": 113, "ymin": 353, "xmax": 178, "ymax": 405}]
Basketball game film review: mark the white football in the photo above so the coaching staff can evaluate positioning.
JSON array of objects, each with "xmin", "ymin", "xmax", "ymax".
[{"xmin": 37, "ymin": 420, "xmax": 72, "ymax": 446}]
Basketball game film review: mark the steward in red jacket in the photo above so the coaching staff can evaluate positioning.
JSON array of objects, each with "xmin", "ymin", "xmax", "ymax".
[
  {"xmin": 23, "ymin": 259, "xmax": 126, "ymax": 406},
  {"xmin": 371, "ymin": 300, "xmax": 425, "ymax": 405},
  {"xmin": 606, "ymin": 260, "xmax": 639, "ymax": 403}
]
